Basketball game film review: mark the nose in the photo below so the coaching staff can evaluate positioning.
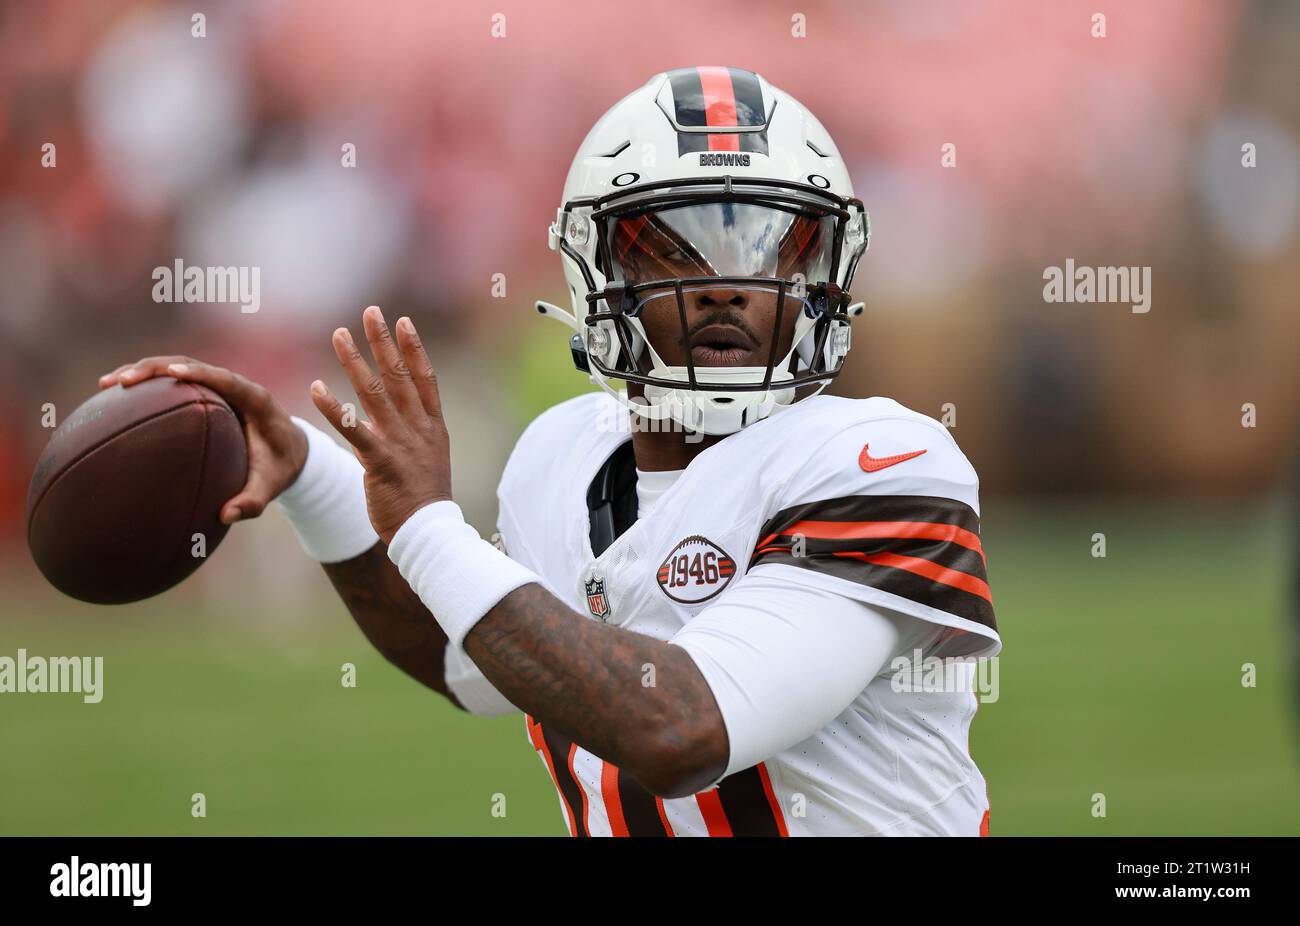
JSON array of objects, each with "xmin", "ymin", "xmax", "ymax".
[{"xmin": 690, "ymin": 285, "xmax": 749, "ymax": 312}]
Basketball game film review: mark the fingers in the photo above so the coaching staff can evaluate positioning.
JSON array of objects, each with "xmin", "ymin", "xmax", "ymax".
[
  {"xmin": 98, "ymin": 356, "xmax": 195, "ymax": 390},
  {"xmin": 97, "ymin": 358, "xmax": 271, "ymax": 417},
  {"xmin": 165, "ymin": 362, "xmax": 270, "ymax": 413},
  {"xmin": 331, "ymin": 325, "xmax": 397, "ymax": 430},
  {"xmin": 310, "ymin": 379, "xmax": 380, "ymax": 456},
  {"xmin": 395, "ymin": 316, "xmax": 443, "ymax": 420},
  {"xmin": 361, "ymin": 306, "xmax": 422, "ymax": 415},
  {"xmin": 98, "ymin": 362, "xmax": 138, "ymax": 388}
]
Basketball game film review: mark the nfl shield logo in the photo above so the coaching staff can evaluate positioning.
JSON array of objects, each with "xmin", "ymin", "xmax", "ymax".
[{"xmin": 585, "ymin": 576, "xmax": 610, "ymax": 621}]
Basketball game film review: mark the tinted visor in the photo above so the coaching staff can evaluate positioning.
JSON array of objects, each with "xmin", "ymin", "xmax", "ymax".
[{"xmin": 607, "ymin": 202, "xmax": 836, "ymax": 286}]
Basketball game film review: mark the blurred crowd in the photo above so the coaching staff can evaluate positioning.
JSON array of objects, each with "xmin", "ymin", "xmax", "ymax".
[{"xmin": 1, "ymin": 0, "xmax": 1297, "ymax": 563}]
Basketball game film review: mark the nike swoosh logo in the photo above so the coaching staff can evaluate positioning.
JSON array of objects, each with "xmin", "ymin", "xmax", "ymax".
[{"xmin": 859, "ymin": 444, "xmax": 928, "ymax": 473}]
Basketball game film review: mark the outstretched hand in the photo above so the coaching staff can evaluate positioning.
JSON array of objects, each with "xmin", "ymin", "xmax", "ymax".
[{"xmin": 311, "ymin": 306, "xmax": 452, "ymax": 544}]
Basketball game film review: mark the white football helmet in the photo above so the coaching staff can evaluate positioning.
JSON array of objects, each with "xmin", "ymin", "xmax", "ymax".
[{"xmin": 539, "ymin": 67, "xmax": 869, "ymax": 436}]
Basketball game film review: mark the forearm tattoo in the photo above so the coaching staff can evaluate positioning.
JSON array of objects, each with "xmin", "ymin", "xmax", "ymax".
[{"xmin": 464, "ymin": 583, "xmax": 727, "ymax": 792}]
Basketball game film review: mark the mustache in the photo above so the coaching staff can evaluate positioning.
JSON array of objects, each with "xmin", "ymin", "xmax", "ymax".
[{"xmin": 678, "ymin": 312, "xmax": 763, "ymax": 347}]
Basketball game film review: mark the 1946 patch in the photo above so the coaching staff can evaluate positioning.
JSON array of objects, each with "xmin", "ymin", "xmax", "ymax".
[{"xmin": 656, "ymin": 535, "xmax": 736, "ymax": 604}]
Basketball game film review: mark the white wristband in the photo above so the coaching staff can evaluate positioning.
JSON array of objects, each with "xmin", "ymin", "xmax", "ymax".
[
  {"xmin": 387, "ymin": 500, "xmax": 539, "ymax": 651},
  {"xmin": 275, "ymin": 417, "xmax": 379, "ymax": 563}
]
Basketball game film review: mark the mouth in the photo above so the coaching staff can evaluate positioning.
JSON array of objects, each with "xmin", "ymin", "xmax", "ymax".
[{"xmin": 688, "ymin": 324, "xmax": 759, "ymax": 367}]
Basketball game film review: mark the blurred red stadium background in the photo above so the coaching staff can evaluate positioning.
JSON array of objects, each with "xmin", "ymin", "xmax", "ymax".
[{"xmin": 1, "ymin": 0, "xmax": 1296, "ymax": 579}]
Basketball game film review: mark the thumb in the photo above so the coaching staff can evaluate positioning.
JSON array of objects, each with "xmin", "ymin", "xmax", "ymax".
[{"xmin": 221, "ymin": 470, "xmax": 276, "ymax": 524}]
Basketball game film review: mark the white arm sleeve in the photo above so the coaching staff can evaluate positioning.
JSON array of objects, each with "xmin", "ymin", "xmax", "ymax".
[
  {"xmin": 670, "ymin": 564, "xmax": 939, "ymax": 780},
  {"xmin": 275, "ymin": 418, "xmax": 379, "ymax": 563}
]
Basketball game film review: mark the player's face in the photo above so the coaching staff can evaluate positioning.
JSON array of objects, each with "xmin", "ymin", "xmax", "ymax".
[
  {"xmin": 608, "ymin": 202, "xmax": 832, "ymax": 369},
  {"xmin": 635, "ymin": 279, "xmax": 801, "ymax": 369}
]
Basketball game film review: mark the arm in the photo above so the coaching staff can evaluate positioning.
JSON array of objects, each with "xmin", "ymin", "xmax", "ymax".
[
  {"xmin": 389, "ymin": 510, "xmax": 927, "ymax": 797},
  {"xmin": 465, "ymin": 583, "xmax": 726, "ymax": 797},
  {"xmin": 312, "ymin": 306, "xmax": 917, "ymax": 797},
  {"xmin": 305, "ymin": 308, "xmax": 726, "ymax": 795},
  {"xmin": 95, "ymin": 354, "xmax": 459, "ymax": 702},
  {"xmin": 322, "ymin": 542, "xmax": 456, "ymax": 702},
  {"xmin": 461, "ymin": 565, "xmax": 924, "ymax": 796},
  {"xmin": 273, "ymin": 416, "xmax": 459, "ymax": 700}
]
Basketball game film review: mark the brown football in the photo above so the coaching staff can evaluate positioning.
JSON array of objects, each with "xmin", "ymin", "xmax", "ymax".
[{"xmin": 26, "ymin": 378, "xmax": 248, "ymax": 604}]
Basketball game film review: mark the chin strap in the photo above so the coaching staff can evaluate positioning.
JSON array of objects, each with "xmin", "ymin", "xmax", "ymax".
[{"xmin": 643, "ymin": 371, "xmax": 791, "ymax": 436}]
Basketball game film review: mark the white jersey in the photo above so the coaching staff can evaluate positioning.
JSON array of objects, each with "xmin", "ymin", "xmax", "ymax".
[{"xmin": 487, "ymin": 392, "xmax": 1001, "ymax": 836}]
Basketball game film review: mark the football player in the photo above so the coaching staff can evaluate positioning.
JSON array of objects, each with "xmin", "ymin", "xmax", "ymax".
[{"xmin": 101, "ymin": 67, "xmax": 1000, "ymax": 836}]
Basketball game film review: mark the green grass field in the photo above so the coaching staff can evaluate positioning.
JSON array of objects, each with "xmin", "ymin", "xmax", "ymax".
[{"xmin": 2, "ymin": 500, "xmax": 1297, "ymax": 835}]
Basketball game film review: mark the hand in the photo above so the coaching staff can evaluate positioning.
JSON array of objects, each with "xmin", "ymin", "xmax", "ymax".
[
  {"xmin": 309, "ymin": 306, "xmax": 452, "ymax": 545},
  {"xmin": 97, "ymin": 356, "xmax": 308, "ymax": 524}
]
